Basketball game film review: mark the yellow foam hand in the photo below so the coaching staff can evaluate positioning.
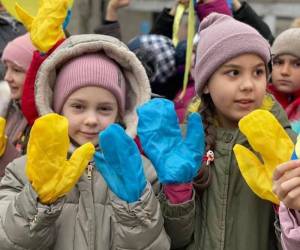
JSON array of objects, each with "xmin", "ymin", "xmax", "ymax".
[
  {"xmin": 15, "ymin": 0, "xmax": 68, "ymax": 53},
  {"xmin": 233, "ymin": 110, "xmax": 294, "ymax": 204},
  {"xmin": 294, "ymin": 135, "xmax": 300, "ymax": 159},
  {"xmin": 0, "ymin": 117, "xmax": 7, "ymax": 157},
  {"xmin": 26, "ymin": 114, "xmax": 95, "ymax": 204}
]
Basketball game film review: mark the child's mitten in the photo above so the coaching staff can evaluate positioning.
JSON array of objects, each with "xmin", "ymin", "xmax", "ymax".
[
  {"xmin": 137, "ymin": 98, "xmax": 205, "ymax": 184},
  {"xmin": 233, "ymin": 110, "xmax": 294, "ymax": 204},
  {"xmin": 94, "ymin": 124, "xmax": 146, "ymax": 203},
  {"xmin": 0, "ymin": 118, "xmax": 7, "ymax": 156},
  {"xmin": 26, "ymin": 114, "xmax": 95, "ymax": 204}
]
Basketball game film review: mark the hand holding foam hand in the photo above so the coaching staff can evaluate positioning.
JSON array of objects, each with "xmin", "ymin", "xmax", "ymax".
[
  {"xmin": 15, "ymin": 0, "xmax": 68, "ymax": 53},
  {"xmin": 272, "ymin": 136, "xmax": 300, "ymax": 210},
  {"xmin": 94, "ymin": 124, "xmax": 146, "ymax": 203},
  {"xmin": 0, "ymin": 117, "xmax": 7, "ymax": 157},
  {"xmin": 26, "ymin": 114, "xmax": 95, "ymax": 204},
  {"xmin": 137, "ymin": 98, "xmax": 205, "ymax": 184},
  {"xmin": 233, "ymin": 110, "xmax": 294, "ymax": 205}
]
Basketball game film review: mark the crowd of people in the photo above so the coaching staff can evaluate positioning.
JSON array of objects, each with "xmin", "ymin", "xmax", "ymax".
[{"xmin": 0, "ymin": 0, "xmax": 300, "ymax": 249}]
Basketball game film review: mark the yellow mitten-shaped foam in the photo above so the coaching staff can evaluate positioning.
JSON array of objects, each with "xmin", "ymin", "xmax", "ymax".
[
  {"xmin": 15, "ymin": 0, "xmax": 68, "ymax": 53},
  {"xmin": 26, "ymin": 114, "xmax": 95, "ymax": 204},
  {"xmin": 0, "ymin": 117, "xmax": 7, "ymax": 157},
  {"xmin": 233, "ymin": 110, "xmax": 294, "ymax": 204}
]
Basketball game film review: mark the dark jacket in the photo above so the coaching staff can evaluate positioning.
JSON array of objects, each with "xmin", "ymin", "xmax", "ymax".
[
  {"xmin": 160, "ymin": 95, "xmax": 295, "ymax": 250},
  {"xmin": 233, "ymin": 1, "xmax": 274, "ymax": 45},
  {"xmin": 0, "ymin": 12, "xmax": 26, "ymax": 79}
]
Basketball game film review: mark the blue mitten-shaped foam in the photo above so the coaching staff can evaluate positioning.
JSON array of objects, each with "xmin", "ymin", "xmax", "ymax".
[
  {"xmin": 94, "ymin": 124, "xmax": 146, "ymax": 203},
  {"xmin": 137, "ymin": 98, "xmax": 205, "ymax": 184}
]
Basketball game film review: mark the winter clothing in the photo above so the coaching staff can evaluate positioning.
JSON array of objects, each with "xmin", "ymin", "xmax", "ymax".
[
  {"xmin": 94, "ymin": 20, "xmax": 121, "ymax": 40},
  {"xmin": 0, "ymin": 155, "xmax": 169, "ymax": 250},
  {"xmin": 0, "ymin": 100, "xmax": 28, "ymax": 175},
  {"xmin": 128, "ymin": 34, "xmax": 176, "ymax": 85},
  {"xmin": 268, "ymin": 85, "xmax": 300, "ymax": 121},
  {"xmin": 279, "ymin": 203, "xmax": 300, "ymax": 250},
  {"xmin": 271, "ymin": 28, "xmax": 300, "ymax": 58},
  {"xmin": 194, "ymin": 13, "xmax": 271, "ymax": 93},
  {"xmin": 150, "ymin": 8, "xmax": 175, "ymax": 39},
  {"xmin": 160, "ymin": 96, "xmax": 295, "ymax": 250},
  {"xmin": 233, "ymin": 1, "xmax": 274, "ymax": 45},
  {"xmin": 0, "ymin": 34, "xmax": 170, "ymax": 249},
  {"xmin": 0, "ymin": 12, "xmax": 26, "ymax": 79},
  {"xmin": 1, "ymin": 33, "xmax": 35, "ymax": 71},
  {"xmin": 196, "ymin": 0, "xmax": 232, "ymax": 21},
  {"xmin": 54, "ymin": 54, "xmax": 126, "ymax": 114}
]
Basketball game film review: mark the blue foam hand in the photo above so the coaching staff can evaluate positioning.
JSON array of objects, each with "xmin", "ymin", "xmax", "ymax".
[
  {"xmin": 94, "ymin": 124, "xmax": 146, "ymax": 203},
  {"xmin": 137, "ymin": 98, "xmax": 205, "ymax": 184}
]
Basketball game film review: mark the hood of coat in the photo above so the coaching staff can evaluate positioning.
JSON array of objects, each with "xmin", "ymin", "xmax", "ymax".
[{"xmin": 34, "ymin": 34, "xmax": 151, "ymax": 138}]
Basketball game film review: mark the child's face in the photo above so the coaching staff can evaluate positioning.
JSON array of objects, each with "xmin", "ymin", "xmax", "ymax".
[
  {"xmin": 4, "ymin": 61, "xmax": 26, "ymax": 101},
  {"xmin": 272, "ymin": 54, "xmax": 300, "ymax": 94},
  {"xmin": 204, "ymin": 53, "xmax": 267, "ymax": 128},
  {"xmin": 62, "ymin": 86, "xmax": 119, "ymax": 146}
]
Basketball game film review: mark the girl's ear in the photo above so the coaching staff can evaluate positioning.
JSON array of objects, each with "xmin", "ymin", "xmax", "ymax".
[{"xmin": 203, "ymin": 85, "xmax": 209, "ymax": 94}]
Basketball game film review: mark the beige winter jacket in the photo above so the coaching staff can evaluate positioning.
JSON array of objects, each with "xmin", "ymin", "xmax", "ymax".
[{"xmin": 0, "ymin": 34, "xmax": 170, "ymax": 250}]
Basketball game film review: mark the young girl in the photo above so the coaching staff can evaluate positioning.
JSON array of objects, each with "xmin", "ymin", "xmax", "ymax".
[
  {"xmin": 136, "ymin": 13, "xmax": 295, "ymax": 250},
  {"xmin": 0, "ymin": 33, "xmax": 35, "ymax": 172},
  {"xmin": 268, "ymin": 28, "xmax": 300, "ymax": 121},
  {"xmin": 0, "ymin": 34, "xmax": 170, "ymax": 249}
]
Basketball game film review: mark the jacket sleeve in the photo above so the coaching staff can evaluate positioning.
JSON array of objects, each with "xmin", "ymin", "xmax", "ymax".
[
  {"xmin": 110, "ymin": 181, "xmax": 171, "ymax": 250},
  {"xmin": 94, "ymin": 21, "xmax": 122, "ymax": 40},
  {"xmin": 150, "ymin": 8, "xmax": 174, "ymax": 39},
  {"xmin": 157, "ymin": 190, "xmax": 195, "ymax": 249},
  {"xmin": 0, "ymin": 141, "xmax": 20, "ymax": 178},
  {"xmin": 0, "ymin": 157, "xmax": 63, "ymax": 250},
  {"xmin": 233, "ymin": 1, "xmax": 274, "ymax": 45},
  {"xmin": 279, "ymin": 203, "xmax": 300, "ymax": 250}
]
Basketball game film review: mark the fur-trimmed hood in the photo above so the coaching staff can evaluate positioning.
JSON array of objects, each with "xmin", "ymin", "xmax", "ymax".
[{"xmin": 34, "ymin": 34, "xmax": 151, "ymax": 137}]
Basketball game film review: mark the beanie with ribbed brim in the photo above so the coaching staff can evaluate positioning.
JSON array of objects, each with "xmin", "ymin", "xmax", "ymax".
[
  {"xmin": 271, "ymin": 28, "xmax": 300, "ymax": 59},
  {"xmin": 194, "ymin": 13, "xmax": 271, "ymax": 94},
  {"xmin": 1, "ymin": 33, "xmax": 35, "ymax": 71},
  {"xmin": 53, "ymin": 53, "xmax": 126, "ymax": 115}
]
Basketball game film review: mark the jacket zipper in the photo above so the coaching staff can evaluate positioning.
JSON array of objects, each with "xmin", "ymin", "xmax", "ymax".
[{"xmin": 87, "ymin": 162, "xmax": 94, "ymax": 180}]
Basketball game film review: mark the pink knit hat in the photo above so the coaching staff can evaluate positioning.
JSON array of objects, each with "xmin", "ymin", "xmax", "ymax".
[
  {"xmin": 194, "ymin": 13, "xmax": 271, "ymax": 94},
  {"xmin": 1, "ymin": 33, "xmax": 35, "ymax": 71},
  {"xmin": 53, "ymin": 53, "xmax": 126, "ymax": 114}
]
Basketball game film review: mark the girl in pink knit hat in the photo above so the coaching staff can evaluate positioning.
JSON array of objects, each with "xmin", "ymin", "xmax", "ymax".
[
  {"xmin": 135, "ymin": 12, "xmax": 296, "ymax": 250},
  {"xmin": 0, "ymin": 33, "xmax": 35, "ymax": 173}
]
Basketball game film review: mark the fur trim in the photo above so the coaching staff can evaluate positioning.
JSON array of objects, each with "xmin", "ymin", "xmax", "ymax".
[
  {"xmin": 0, "ymin": 81, "xmax": 11, "ymax": 117},
  {"xmin": 34, "ymin": 34, "xmax": 151, "ymax": 138}
]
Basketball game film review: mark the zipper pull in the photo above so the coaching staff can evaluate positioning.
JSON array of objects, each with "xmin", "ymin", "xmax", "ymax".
[{"xmin": 87, "ymin": 163, "xmax": 94, "ymax": 180}]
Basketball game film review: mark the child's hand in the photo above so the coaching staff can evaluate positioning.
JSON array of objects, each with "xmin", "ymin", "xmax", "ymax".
[
  {"xmin": 26, "ymin": 114, "xmax": 95, "ymax": 205},
  {"xmin": 108, "ymin": 0, "xmax": 130, "ymax": 10},
  {"xmin": 273, "ymin": 160, "xmax": 300, "ymax": 210},
  {"xmin": 0, "ymin": 117, "xmax": 7, "ymax": 156},
  {"xmin": 233, "ymin": 110, "xmax": 294, "ymax": 204},
  {"xmin": 137, "ymin": 98, "xmax": 205, "ymax": 184},
  {"xmin": 94, "ymin": 124, "xmax": 146, "ymax": 203}
]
